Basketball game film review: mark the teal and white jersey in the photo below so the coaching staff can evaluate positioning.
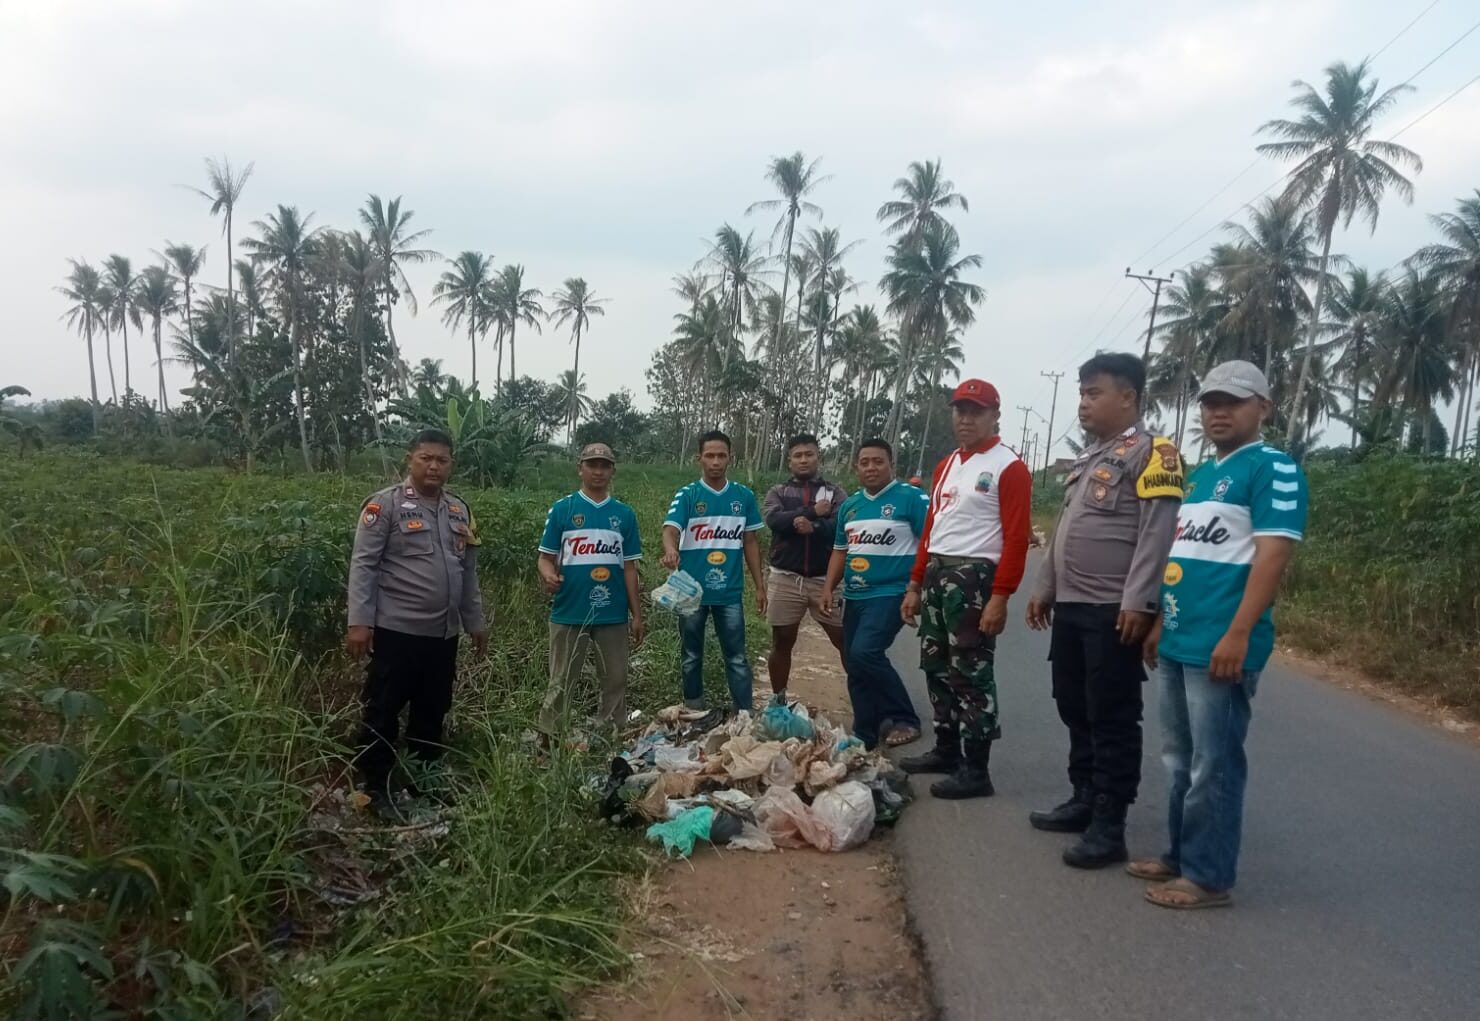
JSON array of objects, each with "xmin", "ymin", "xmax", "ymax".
[
  {"xmin": 538, "ymin": 491, "xmax": 642, "ymax": 627},
  {"xmin": 833, "ymin": 480, "xmax": 930, "ymax": 599},
  {"xmin": 1159, "ymin": 441, "xmax": 1308, "ymax": 671},
  {"xmin": 663, "ymin": 479, "xmax": 763, "ymax": 605}
]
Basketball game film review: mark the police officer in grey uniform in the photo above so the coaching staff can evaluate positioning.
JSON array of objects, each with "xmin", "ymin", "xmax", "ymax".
[
  {"xmin": 347, "ymin": 428, "xmax": 488, "ymax": 815},
  {"xmin": 1026, "ymin": 353, "xmax": 1184, "ymax": 868}
]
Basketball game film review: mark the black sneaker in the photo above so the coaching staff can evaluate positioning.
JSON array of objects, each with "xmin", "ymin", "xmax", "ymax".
[{"xmin": 929, "ymin": 763, "xmax": 995, "ymax": 799}]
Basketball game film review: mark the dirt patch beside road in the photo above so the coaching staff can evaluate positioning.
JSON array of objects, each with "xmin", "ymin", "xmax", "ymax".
[{"xmin": 584, "ymin": 620, "xmax": 934, "ymax": 1021}]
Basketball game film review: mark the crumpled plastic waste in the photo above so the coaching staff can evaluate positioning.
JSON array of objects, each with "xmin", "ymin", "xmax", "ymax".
[
  {"xmin": 753, "ymin": 787, "xmax": 833, "ymax": 851},
  {"xmin": 727, "ymin": 821, "xmax": 777, "ymax": 852},
  {"xmin": 653, "ymin": 743, "xmax": 703, "ymax": 772},
  {"xmin": 754, "ymin": 702, "xmax": 815, "ymax": 741},
  {"xmin": 646, "ymin": 805, "xmax": 715, "ymax": 858},
  {"xmin": 639, "ymin": 772, "xmax": 704, "ymax": 821},
  {"xmin": 811, "ymin": 781, "xmax": 876, "ymax": 851},
  {"xmin": 803, "ymin": 760, "xmax": 848, "ymax": 796},
  {"xmin": 651, "ymin": 570, "xmax": 703, "ymax": 613},
  {"xmin": 716, "ymin": 735, "xmax": 785, "ymax": 781}
]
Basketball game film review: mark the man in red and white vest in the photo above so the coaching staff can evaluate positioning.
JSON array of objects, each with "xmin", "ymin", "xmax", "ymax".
[{"xmin": 900, "ymin": 379, "xmax": 1032, "ymax": 798}]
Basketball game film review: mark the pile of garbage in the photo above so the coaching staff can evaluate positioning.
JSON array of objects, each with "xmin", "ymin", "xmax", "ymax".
[{"xmin": 597, "ymin": 699, "xmax": 912, "ymax": 858}]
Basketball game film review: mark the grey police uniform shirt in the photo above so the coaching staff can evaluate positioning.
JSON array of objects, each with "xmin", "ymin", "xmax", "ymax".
[
  {"xmin": 1031, "ymin": 423, "xmax": 1185, "ymax": 614},
  {"xmin": 347, "ymin": 480, "xmax": 487, "ymax": 638}
]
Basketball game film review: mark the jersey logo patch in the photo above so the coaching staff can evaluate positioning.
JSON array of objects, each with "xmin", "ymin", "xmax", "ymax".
[
  {"xmin": 731, "ymin": 501, "xmax": 743, "ymax": 514},
  {"xmin": 707, "ymin": 551, "xmax": 727, "ymax": 565},
  {"xmin": 1214, "ymin": 477, "xmax": 1233, "ymax": 500},
  {"xmin": 850, "ymin": 557, "xmax": 870, "ymax": 572},
  {"xmin": 882, "ymin": 505, "xmax": 895, "ymax": 518},
  {"xmin": 1164, "ymin": 562, "xmax": 1183, "ymax": 585},
  {"xmin": 572, "ymin": 513, "xmax": 585, "ymax": 527},
  {"xmin": 695, "ymin": 501, "xmax": 707, "ymax": 515},
  {"xmin": 590, "ymin": 567, "xmax": 612, "ymax": 582},
  {"xmin": 975, "ymin": 471, "xmax": 994, "ymax": 493}
]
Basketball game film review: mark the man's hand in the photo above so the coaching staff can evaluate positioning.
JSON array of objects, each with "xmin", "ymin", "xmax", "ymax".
[
  {"xmin": 1208, "ymin": 628, "xmax": 1250, "ymax": 682},
  {"xmin": 817, "ymin": 585, "xmax": 836, "ymax": 614},
  {"xmin": 661, "ymin": 549, "xmax": 680, "ymax": 571},
  {"xmin": 1025, "ymin": 598, "xmax": 1053, "ymax": 631},
  {"xmin": 470, "ymin": 631, "xmax": 489, "ymax": 657},
  {"xmin": 1117, "ymin": 609, "xmax": 1156, "ymax": 646},
  {"xmin": 538, "ymin": 567, "xmax": 563, "ymax": 596},
  {"xmin": 1143, "ymin": 619, "xmax": 1163, "ymax": 670},
  {"xmin": 755, "ymin": 585, "xmax": 769, "ymax": 616},
  {"xmin": 793, "ymin": 516, "xmax": 815, "ymax": 535},
  {"xmin": 630, "ymin": 615, "xmax": 646, "ymax": 648},
  {"xmin": 813, "ymin": 498, "xmax": 833, "ymax": 517},
  {"xmin": 902, "ymin": 588, "xmax": 922, "ymax": 626},
  {"xmin": 979, "ymin": 593, "xmax": 1008, "ymax": 636},
  {"xmin": 346, "ymin": 625, "xmax": 373, "ymax": 659}
]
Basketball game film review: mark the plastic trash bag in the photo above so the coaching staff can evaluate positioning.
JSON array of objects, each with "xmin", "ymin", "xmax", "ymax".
[
  {"xmin": 727, "ymin": 821, "xmax": 777, "ymax": 852},
  {"xmin": 811, "ymin": 781, "xmax": 876, "ymax": 852},
  {"xmin": 718, "ymin": 735, "xmax": 785, "ymax": 781},
  {"xmin": 646, "ymin": 805, "xmax": 715, "ymax": 858},
  {"xmin": 653, "ymin": 744, "xmax": 702, "ymax": 773},
  {"xmin": 755, "ymin": 703, "xmax": 815, "ymax": 742},
  {"xmin": 651, "ymin": 570, "xmax": 703, "ymax": 613},
  {"xmin": 803, "ymin": 760, "xmax": 848, "ymax": 796},
  {"xmin": 753, "ymin": 787, "xmax": 832, "ymax": 851}
]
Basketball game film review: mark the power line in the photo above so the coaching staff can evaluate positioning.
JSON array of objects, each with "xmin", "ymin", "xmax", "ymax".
[
  {"xmin": 1372, "ymin": 1, "xmax": 1442, "ymax": 61},
  {"xmin": 1389, "ymin": 72, "xmax": 1480, "ymax": 139},
  {"xmin": 1394, "ymin": 15, "xmax": 1480, "ymax": 87}
]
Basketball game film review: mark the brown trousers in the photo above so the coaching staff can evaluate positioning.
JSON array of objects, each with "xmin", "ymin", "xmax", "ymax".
[{"xmin": 541, "ymin": 622, "xmax": 629, "ymax": 734}]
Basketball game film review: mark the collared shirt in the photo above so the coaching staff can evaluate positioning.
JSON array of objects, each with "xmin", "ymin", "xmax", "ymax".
[
  {"xmin": 347, "ymin": 480, "xmax": 486, "ymax": 638},
  {"xmin": 538, "ymin": 490, "xmax": 643, "ymax": 626},
  {"xmin": 833, "ymin": 480, "xmax": 930, "ymax": 599},
  {"xmin": 1033, "ymin": 422, "xmax": 1185, "ymax": 613}
]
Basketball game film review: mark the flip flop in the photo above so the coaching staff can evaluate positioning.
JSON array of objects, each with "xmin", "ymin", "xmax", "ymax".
[
  {"xmin": 1144, "ymin": 877, "xmax": 1232, "ymax": 910},
  {"xmin": 1126, "ymin": 858, "xmax": 1179, "ymax": 881},
  {"xmin": 885, "ymin": 726, "xmax": 922, "ymax": 747}
]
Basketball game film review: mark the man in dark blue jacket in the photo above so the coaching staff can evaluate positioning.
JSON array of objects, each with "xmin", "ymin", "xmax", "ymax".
[{"xmin": 762, "ymin": 434, "xmax": 848, "ymax": 702}]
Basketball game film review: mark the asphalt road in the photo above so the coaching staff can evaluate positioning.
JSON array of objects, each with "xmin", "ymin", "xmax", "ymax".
[{"xmin": 887, "ymin": 555, "xmax": 1480, "ymax": 1021}]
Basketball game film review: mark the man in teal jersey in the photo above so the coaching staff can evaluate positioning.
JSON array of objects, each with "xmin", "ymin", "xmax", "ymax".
[
  {"xmin": 1134, "ymin": 361, "xmax": 1307, "ymax": 910},
  {"xmin": 819, "ymin": 438, "xmax": 927, "ymax": 749},
  {"xmin": 661, "ymin": 429, "xmax": 767, "ymax": 711},
  {"xmin": 536, "ymin": 443, "xmax": 644, "ymax": 738}
]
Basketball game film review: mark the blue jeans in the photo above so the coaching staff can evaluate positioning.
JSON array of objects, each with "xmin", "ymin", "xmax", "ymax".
[
  {"xmin": 843, "ymin": 595, "xmax": 921, "ymax": 747},
  {"xmin": 1158, "ymin": 658, "xmax": 1261, "ymax": 892},
  {"xmin": 679, "ymin": 602, "xmax": 753, "ymax": 710}
]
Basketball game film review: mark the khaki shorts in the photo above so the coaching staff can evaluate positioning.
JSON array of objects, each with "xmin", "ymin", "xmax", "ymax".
[{"xmin": 767, "ymin": 571, "xmax": 841, "ymax": 628}]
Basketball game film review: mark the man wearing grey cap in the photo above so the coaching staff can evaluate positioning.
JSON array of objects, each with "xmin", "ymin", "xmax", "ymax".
[
  {"xmin": 1133, "ymin": 360, "xmax": 1308, "ymax": 909},
  {"xmin": 535, "ymin": 443, "xmax": 645, "ymax": 743}
]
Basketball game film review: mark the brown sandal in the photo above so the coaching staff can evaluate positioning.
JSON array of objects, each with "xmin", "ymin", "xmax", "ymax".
[
  {"xmin": 1126, "ymin": 858, "xmax": 1179, "ymax": 881},
  {"xmin": 884, "ymin": 726, "xmax": 921, "ymax": 748},
  {"xmin": 1144, "ymin": 878, "xmax": 1232, "ymax": 910}
]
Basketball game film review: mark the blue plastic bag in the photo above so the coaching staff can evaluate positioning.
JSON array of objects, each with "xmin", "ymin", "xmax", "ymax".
[
  {"xmin": 755, "ymin": 703, "xmax": 815, "ymax": 741},
  {"xmin": 645, "ymin": 805, "xmax": 716, "ymax": 858}
]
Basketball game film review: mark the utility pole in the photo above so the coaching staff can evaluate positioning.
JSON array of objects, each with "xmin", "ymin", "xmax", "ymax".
[
  {"xmin": 1026, "ymin": 432, "xmax": 1039, "ymax": 470},
  {"xmin": 1015, "ymin": 405, "xmax": 1033, "ymax": 454},
  {"xmin": 1125, "ymin": 268, "xmax": 1175, "ymax": 361},
  {"xmin": 1039, "ymin": 370, "xmax": 1064, "ymax": 484}
]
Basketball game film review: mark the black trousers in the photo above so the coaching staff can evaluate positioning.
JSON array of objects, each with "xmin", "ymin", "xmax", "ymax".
[
  {"xmin": 1048, "ymin": 603, "xmax": 1145, "ymax": 804},
  {"xmin": 354, "ymin": 627, "xmax": 458, "ymax": 793}
]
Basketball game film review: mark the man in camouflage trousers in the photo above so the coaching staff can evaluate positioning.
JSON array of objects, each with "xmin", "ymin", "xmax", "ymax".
[{"xmin": 901, "ymin": 379, "xmax": 1033, "ymax": 799}]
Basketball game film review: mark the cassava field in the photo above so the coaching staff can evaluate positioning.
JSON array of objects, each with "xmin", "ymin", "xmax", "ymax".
[{"xmin": 3, "ymin": 449, "xmax": 1478, "ymax": 1019}]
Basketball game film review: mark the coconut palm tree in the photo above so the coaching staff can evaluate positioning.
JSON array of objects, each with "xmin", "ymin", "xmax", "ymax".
[
  {"xmin": 341, "ymin": 230, "xmax": 389, "ymax": 465},
  {"xmin": 550, "ymin": 278, "xmax": 608, "ymax": 442},
  {"xmin": 0, "ymin": 386, "xmax": 41, "ymax": 457},
  {"xmin": 135, "ymin": 265, "xmax": 180, "ymax": 416},
  {"xmin": 1412, "ymin": 190, "xmax": 1480, "ymax": 456},
  {"xmin": 838, "ymin": 305, "xmax": 888, "ymax": 448},
  {"xmin": 102, "ymin": 255, "xmax": 139, "ymax": 396},
  {"xmin": 433, "ymin": 251, "xmax": 496, "ymax": 392},
  {"xmin": 877, "ymin": 159, "xmax": 970, "ymax": 246},
  {"xmin": 1152, "ymin": 262, "xmax": 1224, "ymax": 441},
  {"xmin": 160, "ymin": 242, "xmax": 206, "ymax": 377},
  {"xmin": 242, "ymin": 204, "xmax": 321, "ymax": 471},
  {"xmin": 673, "ymin": 294, "xmax": 736, "ymax": 427},
  {"xmin": 235, "ymin": 258, "xmax": 264, "ymax": 340},
  {"xmin": 911, "ymin": 329, "xmax": 965, "ymax": 476},
  {"xmin": 552, "ymin": 369, "xmax": 595, "ymax": 444},
  {"xmin": 411, "ymin": 358, "xmax": 448, "ymax": 395},
  {"xmin": 95, "ymin": 281, "xmax": 119, "ymax": 404},
  {"xmin": 704, "ymin": 225, "xmax": 769, "ymax": 340},
  {"xmin": 191, "ymin": 156, "xmax": 253, "ymax": 369},
  {"xmin": 490, "ymin": 264, "xmax": 544, "ymax": 384},
  {"xmin": 1217, "ymin": 196, "xmax": 1322, "ymax": 388},
  {"xmin": 879, "ymin": 221, "xmax": 985, "ymax": 449},
  {"xmin": 672, "ymin": 272, "xmax": 707, "ymax": 313},
  {"xmin": 57, "ymin": 259, "xmax": 106, "ymax": 429},
  {"xmin": 1376, "ymin": 268, "xmax": 1454, "ymax": 452},
  {"xmin": 360, "ymin": 194, "xmax": 437, "ymax": 392},
  {"xmin": 747, "ymin": 153, "xmax": 827, "ymax": 366},
  {"xmin": 1328, "ymin": 267, "xmax": 1390, "ymax": 448},
  {"xmin": 1256, "ymin": 58, "xmax": 1422, "ymax": 446},
  {"xmin": 799, "ymin": 227, "xmax": 859, "ymax": 420}
]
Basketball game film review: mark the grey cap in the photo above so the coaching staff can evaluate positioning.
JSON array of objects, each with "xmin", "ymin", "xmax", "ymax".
[
  {"xmin": 1198, "ymin": 360, "xmax": 1270, "ymax": 400},
  {"xmin": 578, "ymin": 442, "xmax": 617, "ymax": 464}
]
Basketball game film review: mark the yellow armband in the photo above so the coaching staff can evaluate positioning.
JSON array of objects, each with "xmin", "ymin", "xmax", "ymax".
[{"xmin": 1137, "ymin": 438, "xmax": 1186, "ymax": 499}]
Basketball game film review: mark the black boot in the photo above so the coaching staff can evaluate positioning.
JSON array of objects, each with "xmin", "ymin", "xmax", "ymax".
[
  {"xmin": 1062, "ymin": 793, "xmax": 1129, "ymax": 869},
  {"xmin": 900, "ymin": 732, "xmax": 961, "ymax": 775},
  {"xmin": 929, "ymin": 739, "xmax": 994, "ymax": 799},
  {"xmin": 1029, "ymin": 785, "xmax": 1094, "ymax": 833}
]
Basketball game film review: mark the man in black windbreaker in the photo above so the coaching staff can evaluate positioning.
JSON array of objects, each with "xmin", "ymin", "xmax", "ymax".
[{"xmin": 762, "ymin": 434, "xmax": 848, "ymax": 703}]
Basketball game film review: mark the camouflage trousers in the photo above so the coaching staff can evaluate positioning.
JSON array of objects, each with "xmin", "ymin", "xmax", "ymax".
[{"xmin": 919, "ymin": 558, "xmax": 1001, "ymax": 748}]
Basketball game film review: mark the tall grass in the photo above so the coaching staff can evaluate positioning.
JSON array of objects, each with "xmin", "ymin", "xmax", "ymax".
[{"xmin": 0, "ymin": 452, "xmax": 749, "ymax": 1019}]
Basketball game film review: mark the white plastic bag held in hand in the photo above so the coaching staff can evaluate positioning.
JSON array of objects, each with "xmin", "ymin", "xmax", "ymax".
[
  {"xmin": 810, "ymin": 782, "xmax": 876, "ymax": 852},
  {"xmin": 651, "ymin": 570, "xmax": 702, "ymax": 614}
]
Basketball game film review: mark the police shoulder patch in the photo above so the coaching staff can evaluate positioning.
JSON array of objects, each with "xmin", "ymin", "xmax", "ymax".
[
  {"xmin": 447, "ymin": 491, "xmax": 481, "ymax": 546},
  {"xmin": 1137, "ymin": 436, "xmax": 1185, "ymax": 499}
]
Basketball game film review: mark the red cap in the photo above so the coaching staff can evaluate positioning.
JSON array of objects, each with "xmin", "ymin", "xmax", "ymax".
[{"xmin": 951, "ymin": 378, "xmax": 1000, "ymax": 408}]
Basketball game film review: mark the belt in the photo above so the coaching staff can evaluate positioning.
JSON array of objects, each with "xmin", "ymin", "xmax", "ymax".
[{"xmin": 929, "ymin": 554, "xmax": 995, "ymax": 568}]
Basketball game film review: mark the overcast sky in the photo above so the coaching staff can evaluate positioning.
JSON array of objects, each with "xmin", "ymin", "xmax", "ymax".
[{"xmin": 4, "ymin": 0, "xmax": 1477, "ymax": 460}]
